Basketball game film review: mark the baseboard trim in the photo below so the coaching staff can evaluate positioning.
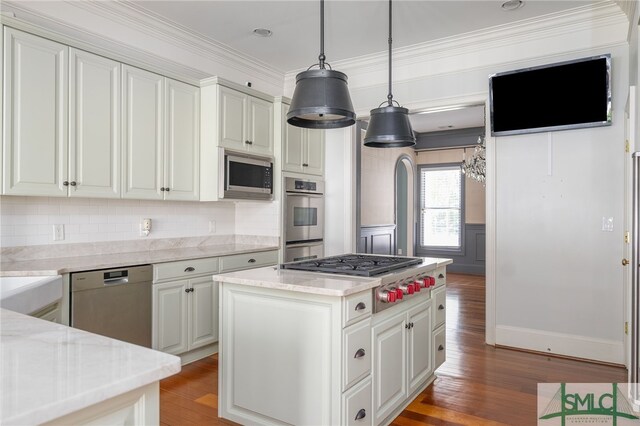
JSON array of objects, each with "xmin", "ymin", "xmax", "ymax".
[
  {"xmin": 179, "ymin": 342, "xmax": 218, "ymax": 366},
  {"xmin": 495, "ymin": 325, "xmax": 624, "ymax": 365},
  {"xmin": 493, "ymin": 344, "xmax": 625, "ymax": 368}
]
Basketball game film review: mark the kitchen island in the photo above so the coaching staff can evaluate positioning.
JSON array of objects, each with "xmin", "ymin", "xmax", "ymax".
[
  {"xmin": 0, "ymin": 309, "xmax": 181, "ymax": 425},
  {"xmin": 213, "ymin": 255, "xmax": 451, "ymax": 426}
]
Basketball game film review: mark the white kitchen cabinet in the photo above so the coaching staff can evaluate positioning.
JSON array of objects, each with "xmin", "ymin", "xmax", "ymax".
[
  {"xmin": 372, "ymin": 299, "xmax": 433, "ymax": 425},
  {"xmin": 152, "ymin": 262, "xmax": 218, "ymax": 358},
  {"xmin": 122, "ymin": 65, "xmax": 164, "ymax": 200},
  {"xmin": 218, "ymin": 85, "xmax": 273, "ymax": 155},
  {"xmin": 2, "ymin": 28, "xmax": 68, "ymax": 196},
  {"xmin": 164, "ymin": 78, "xmax": 200, "ymax": 201},
  {"xmin": 282, "ymin": 105, "xmax": 325, "ymax": 176},
  {"xmin": 69, "ymin": 48, "xmax": 121, "ymax": 198},
  {"xmin": 123, "ymin": 65, "xmax": 200, "ymax": 201}
]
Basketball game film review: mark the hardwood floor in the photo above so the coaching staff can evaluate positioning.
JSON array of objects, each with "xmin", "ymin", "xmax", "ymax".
[{"xmin": 159, "ymin": 273, "xmax": 627, "ymax": 425}]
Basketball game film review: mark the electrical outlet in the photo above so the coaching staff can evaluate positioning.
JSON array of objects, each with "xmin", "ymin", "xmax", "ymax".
[
  {"xmin": 53, "ymin": 224, "xmax": 64, "ymax": 241},
  {"xmin": 397, "ymin": 248, "xmax": 403, "ymax": 255},
  {"xmin": 209, "ymin": 220, "xmax": 216, "ymax": 233},
  {"xmin": 602, "ymin": 217, "xmax": 614, "ymax": 232}
]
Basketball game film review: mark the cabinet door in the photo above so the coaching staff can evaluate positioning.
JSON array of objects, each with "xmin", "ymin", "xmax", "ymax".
[
  {"xmin": 219, "ymin": 86, "xmax": 246, "ymax": 150},
  {"xmin": 3, "ymin": 28, "xmax": 68, "ymax": 196},
  {"xmin": 283, "ymin": 105, "xmax": 304, "ymax": 173},
  {"xmin": 189, "ymin": 277, "xmax": 218, "ymax": 350},
  {"xmin": 407, "ymin": 301, "xmax": 433, "ymax": 395},
  {"xmin": 122, "ymin": 65, "xmax": 164, "ymax": 200},
  {"xmin": 246, "ymin": 96, "xmax": 274, "ymax": 156},
  {"xmin": 303, "ymin": 129, "xmax": 325, "ymax": 176},
  {"xmin": 372, "ymin": 311, "xmax": 407, "ymax": 424},
  {"xmin": 69, "ymin": 49, "xmax": 120, "ymax": 198},
  {"xmin": 164, "ymin": 79, "xmax": 199, "ymax": 201},
  {"xmin": 153, "ymin": 280, "xmax": 189, "ymax": 355}
]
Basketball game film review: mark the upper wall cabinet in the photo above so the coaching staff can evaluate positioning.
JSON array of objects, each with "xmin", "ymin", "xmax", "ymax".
[
  {"xmin": 2, "ymin": 28, "xmax": 69, "ymax": 197},
  {"xmin": 282, "ymin": 105, "xmax": 325, "ymax": 176},
  {"xmin": 2, "ymin": 30, "xmax": 123, "ymax": 198},
  {"xmin": 219, "ymin": 86, "xmax": 273, "ymax": 156},
  {"xmin": 121, "ymin": 66, "xmax": 200, "ymax": 201}
]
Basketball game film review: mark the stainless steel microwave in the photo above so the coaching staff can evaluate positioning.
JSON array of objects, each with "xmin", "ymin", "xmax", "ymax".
[{"xmin": 220, "ymin": 148, "xmax": 274, "ymax": 200}]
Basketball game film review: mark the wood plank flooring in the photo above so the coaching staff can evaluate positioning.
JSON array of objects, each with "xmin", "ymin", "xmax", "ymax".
[{"xmin": 159, "ymin": 273, "xmax": 627, "ymax": 425}]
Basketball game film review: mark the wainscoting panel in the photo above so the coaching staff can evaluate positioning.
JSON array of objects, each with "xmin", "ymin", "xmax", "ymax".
[
  {"xmin": 417, "ymin": 224, "xmax": 485, "ymax": 275},
  {"xmin": 359, "ymin": 225, "xmax": 396, "ymax": 255}
]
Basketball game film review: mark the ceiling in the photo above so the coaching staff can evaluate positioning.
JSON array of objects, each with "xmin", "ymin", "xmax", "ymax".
[
  {"xmin": 128, "ymin": 0, "xmax": 599, "ymax": 73},
  {"xmin": 409, "ymin": 105, "xmax": 485, "ymax": 133}
]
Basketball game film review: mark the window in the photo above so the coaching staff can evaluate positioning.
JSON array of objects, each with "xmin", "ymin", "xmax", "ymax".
[{"xmin": 419, "ymin": 164, "xmax": 463, "ymax": 251}]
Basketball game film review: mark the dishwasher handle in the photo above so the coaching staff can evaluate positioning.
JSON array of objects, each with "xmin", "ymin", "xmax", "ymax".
[{"xmin": 104, "ymin": 277, "xmax": 129, "ymax": 286}]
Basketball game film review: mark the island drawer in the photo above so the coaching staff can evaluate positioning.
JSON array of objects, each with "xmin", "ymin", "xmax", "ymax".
[
  {"xmin": 343, "ymin": 291, "xmax": 372, "ymax": 327},
  {"xmin": 432, "ymin": 285, "xmax": 446, "ymax": 329},
  {"xmin": 433, "ymin": 324, "xmax": 446, "ymax": 370},
  {"xmin": 434, "ymin": 266, "xmax": 446, "ymax": 287},
  {"xmin": 219, "ymin": 250, "xmax": 278, "ymax": 273},
  {"xmin": 154, "ymin": 257, "xmax": 219, "ymax": 282},
  {"xmin": 343, "ymin": 318, "xmax": 371, "ymax": 391},
  {"xmin": 342, "ymin": 376, "xmax": 372, "ymax": 426}
]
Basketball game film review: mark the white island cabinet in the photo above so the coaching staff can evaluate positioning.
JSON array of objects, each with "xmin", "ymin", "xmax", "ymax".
[
  {"xmin": 0, "ymin": 309, "xmax": 180, "ymax": 426},
  {"xmin": 213, "ymin": 257, "xmax": 450, "ymax": 426}
]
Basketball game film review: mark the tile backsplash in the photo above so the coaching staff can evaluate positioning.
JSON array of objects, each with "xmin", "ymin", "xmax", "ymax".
[{"xmin": 0, "ymin": 196, "xmax": 241, "ymax": 247}]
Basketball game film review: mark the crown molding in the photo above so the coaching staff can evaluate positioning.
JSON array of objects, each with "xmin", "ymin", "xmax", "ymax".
[
  {"xmin": 71, "ymin": 1, "xmax": 284, "ymax": 91},
  {"xmin": 614, "ymin": 0, "xmax": 637, "ymax": 41},
  {"xmin": 284, "ymin": 1, "xmax": 629, "ymax": 93}
]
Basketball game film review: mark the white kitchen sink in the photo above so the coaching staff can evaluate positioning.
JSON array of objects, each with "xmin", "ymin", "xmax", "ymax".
[{"xmin": 0, "ymin": 275, "xmax": 63, "ymax": 315}]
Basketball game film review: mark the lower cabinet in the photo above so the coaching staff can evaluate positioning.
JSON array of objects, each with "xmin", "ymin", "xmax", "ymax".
[
  {"xmin": 152, "ymin": 276, "xmax": 217, "ymax": 355},
  {"xmin": 372, "ymin": 299, "xmax": 433, "ymax": 425}
]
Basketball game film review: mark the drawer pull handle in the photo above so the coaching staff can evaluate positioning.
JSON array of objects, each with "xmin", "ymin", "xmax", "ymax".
[
  {"xmin": 184, "ymin": 267, "xmax": 196, "ymax": 272},
  {"xmin": 438, "ymin": 304, "xmax": 445, "ymax": 310},
  {"xmin": 354, "ymin": 302, "xmax": 366, "ymax": 311},
  {"xmin": 438, "ymin": 344, "xmax": 444, "ymax": 351},
  {"xmin": 438, "ymin": 273, "xmax": 444, "ymax": 279},
  {"xmin": 248, "ymin": 258, "xmax": 256, "ymax": 263},
  {"xmin": 354, "ymin": 348, "xmax": 366, "ymax": 359},
  {"xmin": 355, "ymin": 408, "xmax": 366, "ymax": 421}
]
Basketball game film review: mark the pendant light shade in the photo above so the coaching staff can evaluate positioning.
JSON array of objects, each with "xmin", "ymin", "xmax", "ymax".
[
  {"xmin": 287, "ymin": 0, "xmax": 355, "ymax": 129},
  {"xmin": 363, "ymin": 0, "xmax": 415, "ymax": 148},
  {"xmin": 287, "ymin": 69, "xmax": 355, "ymax": 129},
  {"xmin": 364, "ymin": 105, "xmax": 415, "ymax": 147}
]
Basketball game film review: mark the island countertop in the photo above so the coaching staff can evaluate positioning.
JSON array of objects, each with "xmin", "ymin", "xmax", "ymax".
[
  {"xmin": 212, "ymin": 257, "xmax": 451, "ymax": 297},
  {"xmin": 0, "ymin": 309, "xmax": 181, "ymax": 425}
]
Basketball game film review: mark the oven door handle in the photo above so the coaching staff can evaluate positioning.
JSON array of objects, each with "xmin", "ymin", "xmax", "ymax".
[
  {"xmin": 285, "ymin": 192, "xmax": 323, "ymax": 198},
  {"xmin": 285, "ymin": 241, "xmax": 324, "ymax": 249}
]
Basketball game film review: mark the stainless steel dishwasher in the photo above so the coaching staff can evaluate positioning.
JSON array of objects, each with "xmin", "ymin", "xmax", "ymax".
[{"xmin": 71, "ymin": 265, "xmax": 152, "ymax": 348}]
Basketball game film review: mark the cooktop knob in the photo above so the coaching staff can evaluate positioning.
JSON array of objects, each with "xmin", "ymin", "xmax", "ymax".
[
  {"xmin": 399, "ymin": 283, "xmax": 414, "ymax": 295},
  {"xmin": 379, "ymin": 289, "xmax": 396, "ymax": 303},
  {"xmin": 430, "ymin": 276, "xmax": 436, "ymax": 286},
  {"xmin": 395, "ymin": 288, "xmax": 404, "ymax": 300},
  {"xmin": 413, "ymin": 281, "xmax": 421, "ymax": 292}
]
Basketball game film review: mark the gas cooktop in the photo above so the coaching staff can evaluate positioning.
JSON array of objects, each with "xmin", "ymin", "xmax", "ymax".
[{"xmin": 281, "ymin": 254, "xmax": 423, "ymax": 277}]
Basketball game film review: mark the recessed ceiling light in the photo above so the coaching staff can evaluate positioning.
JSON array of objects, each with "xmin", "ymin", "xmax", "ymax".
[
  {"xmin": 252, "ymin": 28, "xmax": 272, "ymax": 37},
  {"xmin": 501, "ymin": 0, "xmax": 524, "ymax": 11}
]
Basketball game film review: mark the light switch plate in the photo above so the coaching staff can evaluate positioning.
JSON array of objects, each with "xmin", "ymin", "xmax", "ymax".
[
  {"xmin": 209, "ymin": 220, "xmax": 216, "ymax": 233},
  {"xmin": 53, "ymin": 224, "xmax": 64, "ymax": 241},
  {"xmin": 602, "ymin": 217, "xmax": 614, "ymax": 232}
]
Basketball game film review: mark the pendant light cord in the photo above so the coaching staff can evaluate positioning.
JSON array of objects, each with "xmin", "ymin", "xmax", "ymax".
[
  {"xmin": 387, "ymin": 0, "xmax": 393, "ymax": 106},
  {"xmin": 319, "ymin": 0, "xmax": 326, "ymax": 69}
]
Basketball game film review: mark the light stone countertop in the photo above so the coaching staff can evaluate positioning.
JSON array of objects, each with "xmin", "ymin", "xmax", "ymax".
[
  {"xmin": 213, "ymin": 257, "xmax": 452, "ymax": 297},
  {"xmin": 0, "ymin": 243, "xmax": 279, "ymax": 276},
  {"xmin": 0, "ymin": 309, "xmax": 181, "ymax": 425}
]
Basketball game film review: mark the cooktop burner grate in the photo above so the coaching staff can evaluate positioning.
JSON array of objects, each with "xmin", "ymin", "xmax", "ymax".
[{"xmin": 282, "ymin": 254, "xmax": 423, "ymax": 277}]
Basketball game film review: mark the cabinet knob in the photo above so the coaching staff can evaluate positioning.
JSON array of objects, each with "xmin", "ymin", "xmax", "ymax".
[
  {"xmin": 160, "ymin": 187, "xmax": 166, "ymax": 191},
  {"xmin": 63, "ymin": 181, "xmax": 69, "ymax": 186},
  {"xmin": 438, "ymin": 304, "xmax": 445, "ymax": 310},
  {"xmin": 184, "ymin": 267, "xmax": 195, "ymax": 272},
  {"xmin": 354, "ymin": 348, "xmax": 366, "ymax": 359},
  {"xmin": 355, "ymin": 409, "xmax": 366, "ymax": 421},
  {"xmin": 354, "ymin": 302, "xmax": 366, "ymax": 311},
  {"xmin": 248, "ymin": 258, "xmax": 256, "ymax": 263},
  {"xmin": 438, "ymin": 344, "xmax": 444, "ymax": 351},
  {"xmin": 185, "ymin": 288, "xmax": 190, "ymax": 293},
  {"xmin": 245, "ymin": 140, "xmax": 253, "ymax": 145},
  {"xmin": 302, "ymin": 163, "xmax": 309, "ymax": 167},
  {"xmin": 70, "ymin": 181, "xmax": 77, "ymax": 186},
  {"xmin": 165, "ymin": 187, "xmax": 170, "ymax": 192}
]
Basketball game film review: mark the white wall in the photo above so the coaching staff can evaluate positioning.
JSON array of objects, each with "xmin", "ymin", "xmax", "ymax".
[
  {"xmin": 234, "ymin": 201, "xmax": 280, "ymax": 237},
  {"xmin": 0, "ymin": 196, "xmax": 235, "ymax": 247}
]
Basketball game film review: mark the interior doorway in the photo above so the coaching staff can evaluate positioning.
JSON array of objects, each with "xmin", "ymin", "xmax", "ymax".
[{"xmin": 395, "ymin": 155, "xmax": 415, "ymax": 256}]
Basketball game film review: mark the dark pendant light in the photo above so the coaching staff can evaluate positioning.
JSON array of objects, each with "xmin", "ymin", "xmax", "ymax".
[
  {"xmin": 364, "ymin": 0, "xmax": 416, "ymax": 148},
  {"xmin": 287, "ymin": 0, "xmax": 356, "ymax": 129}
]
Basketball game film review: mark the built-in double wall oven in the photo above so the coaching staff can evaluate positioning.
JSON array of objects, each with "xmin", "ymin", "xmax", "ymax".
[{"xmin": 284, "ymin": 177, "xmax": 324, "ymax": 262}]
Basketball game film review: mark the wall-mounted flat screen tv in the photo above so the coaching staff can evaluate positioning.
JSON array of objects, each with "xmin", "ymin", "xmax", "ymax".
[{"xmin": 489, "ymin": 54, "xmax": 611, "ymax": 136}]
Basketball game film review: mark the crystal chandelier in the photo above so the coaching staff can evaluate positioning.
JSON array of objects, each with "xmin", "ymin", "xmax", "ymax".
[{"xmin": 462, "ymin": 135, "xmax": 486, "ymax": 183}]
